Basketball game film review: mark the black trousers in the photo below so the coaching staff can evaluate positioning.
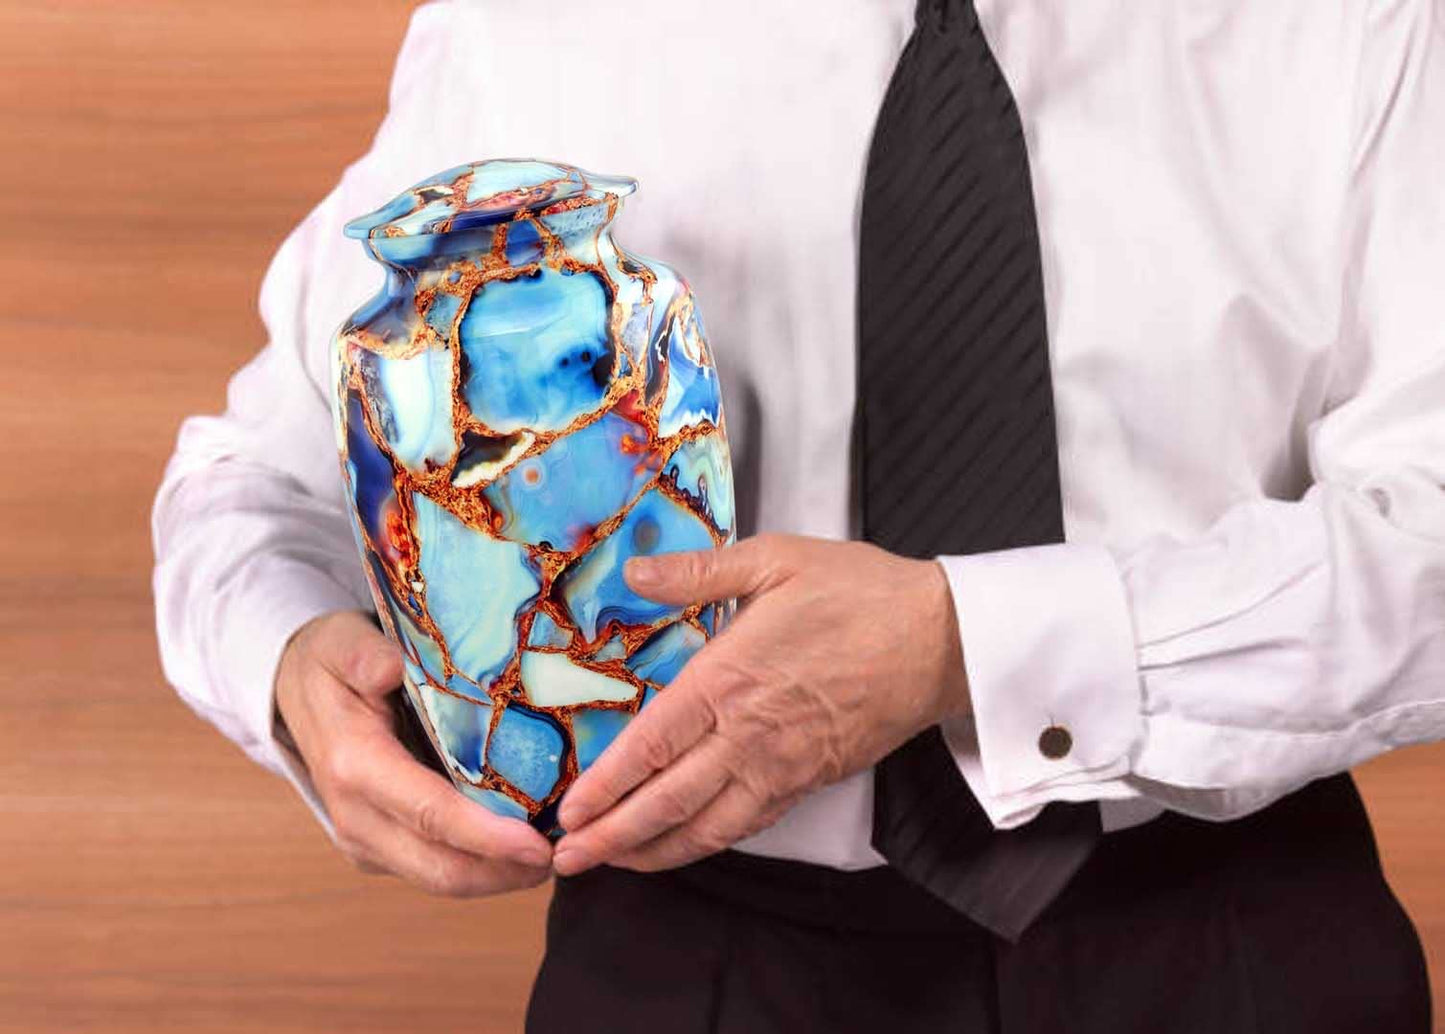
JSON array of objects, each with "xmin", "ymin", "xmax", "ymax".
[{"xmin": 526, "ymin": 774, "xmax": 1431, "ymax": 1033}]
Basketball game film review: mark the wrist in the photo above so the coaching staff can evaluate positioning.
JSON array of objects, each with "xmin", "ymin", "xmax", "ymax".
[{"xmin": 924, "ymin": 558, "xmax": 972, "ymax": 722}]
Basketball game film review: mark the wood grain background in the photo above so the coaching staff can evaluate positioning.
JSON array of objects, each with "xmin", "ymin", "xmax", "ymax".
[{"xmin": 0, "ymin": 3, "xmax": 1437, "ymax": 1030}]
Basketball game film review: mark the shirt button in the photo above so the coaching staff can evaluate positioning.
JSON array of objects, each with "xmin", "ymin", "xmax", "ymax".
[{"xmin": 1038, "ymin": 725, "xmax": 1072, "ymax": 760}]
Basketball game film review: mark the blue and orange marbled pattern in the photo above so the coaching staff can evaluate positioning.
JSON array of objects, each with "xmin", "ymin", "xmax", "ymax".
[{"xmin": 331, "ymin": 160, "xmax": 735, "ymax": 834}]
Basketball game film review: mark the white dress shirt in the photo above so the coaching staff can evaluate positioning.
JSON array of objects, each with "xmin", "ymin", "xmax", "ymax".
[{"xmin": 152, "ymin": 0, "xmax": 1445, "ymax": 871}]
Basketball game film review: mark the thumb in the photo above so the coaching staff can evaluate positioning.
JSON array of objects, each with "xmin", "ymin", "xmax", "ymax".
[
  {"xmin": 623, "ymin": 535, "xmax": 780, "ymax": 606},
  {"xmin": 315, "ymin": 609, "xmax": 405, "ymax": 701}
]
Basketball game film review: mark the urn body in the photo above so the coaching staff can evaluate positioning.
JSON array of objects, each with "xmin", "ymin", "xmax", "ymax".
[{"xmin": 331, "ymin": 160, "xmax": 735, "ymax": 833}]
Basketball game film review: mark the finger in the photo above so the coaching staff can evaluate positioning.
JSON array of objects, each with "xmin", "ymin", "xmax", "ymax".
[
  {"xmin": 552, "ymin": 734, "xmax": 733, "ymax": 875},
  {"xmin": 335, "ymin": 799, "xmax": 550, "ymax": 897},
  {"xmin": 557, "ymin": 658, "xmax": 718, "ymax": 831},
  {"xmin": 622, "ymin": 535, "xmax": 780, "ymax": 606},
  {"xmin": 327, "ymin": 720, "xmax": 553, "ymax": 868},
  {"xmin": 613, "ymin": 780, "xmax": 788, "ymax": 874},
  {"xmin": 312, "ymin": 610, "xmax": 405, "ymax": 703}
]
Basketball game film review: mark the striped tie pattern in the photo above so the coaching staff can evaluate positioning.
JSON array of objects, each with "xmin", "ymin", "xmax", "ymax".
[{"xmin": 861, "ymin": 0, "xmax": 1101, "ymax": 941}]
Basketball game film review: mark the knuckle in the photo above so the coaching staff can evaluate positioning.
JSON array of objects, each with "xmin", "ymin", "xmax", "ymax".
[
  {"xmin": 583, "ymin": 772, "xmax": 626, "ymax": 814},
  {"xmin": 636, "ymin": 726, "xmax": 676, "ymax": 773},
  {"xmin": 339, "ymin": 640, "xmax": 382, "ymax": 689},
  {"xmin": 701, "ymin": 658, "xmax": 753, "ymax": 710},
  {"xmin": 679, "ymin": 821, "xmax": 728, "ymax": 857},
  {"xmin": 678, "ymin": 549, "xmax": 715, "ymax": 591},
  {"xmin": 581, "ymin": 828, "xmax": 620, "ymax": 861},
  {"xmin": 815, "ymin": 737, "xmax": 848, "ymax": 786},
  {"xmin": 715, "ymin": 740, "xmax": 753, "ymax": 783},
  {"xmin": 709, "ymin": 683, "xmax": 753, "ymax": 726},
  {"xmin": 323, "ymin": 745, "xmax": 362, "ymax": 792},
  {"xmin": 716, "ymin": 691, "xmax": 781, "ymax": 741},
  {"xmin": 651, "ymin": 784, "xmax": 695, "ymax": 827},
  {"xmin": 740, "ymin": 762, "xmax": 790, "ymax": 805},
  {"xmin": 412, "ymin": 794, "xmax": 447, "ymax": 841}
]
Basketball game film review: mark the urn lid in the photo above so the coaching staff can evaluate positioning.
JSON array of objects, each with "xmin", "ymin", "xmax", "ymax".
[{"xmin": 344, "ymin": 159, "xmax": 639, "ymax": 240}]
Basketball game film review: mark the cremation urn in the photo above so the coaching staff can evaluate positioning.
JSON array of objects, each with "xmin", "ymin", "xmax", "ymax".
[{"xmin": 331, "ymin": 159, "xmax": 735, "ymax": 834}]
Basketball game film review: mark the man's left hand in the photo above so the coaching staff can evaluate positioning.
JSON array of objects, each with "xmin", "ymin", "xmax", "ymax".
[{"xmin": 553, "ymin": 534, "xmax": 971, "ymax": 875}]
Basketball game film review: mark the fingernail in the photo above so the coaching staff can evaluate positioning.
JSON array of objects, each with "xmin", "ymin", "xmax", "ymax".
[
  {"xmin": 522, "ymin": 845, "xmax": 552, "ymax": 868},
  {"xmin": 553, "ymin": 844, "xmax": 588, "ymax": 876},
  {"xmin": 624, "ymin": 556, "xmax": 662, "ymax": 590},
  {"xmin": 557, "ymin": 802, "xmax": 587, "ymax": 831}
]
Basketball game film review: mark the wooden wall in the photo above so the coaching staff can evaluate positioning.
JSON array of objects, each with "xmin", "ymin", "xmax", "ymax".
[{"xmin": 0, "ymin": 3, "xmax": 1437, "ymax": 1030}]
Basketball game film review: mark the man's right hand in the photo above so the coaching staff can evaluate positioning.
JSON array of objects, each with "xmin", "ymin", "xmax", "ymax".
[{"xmin": 275, "ymin": 610, "xmax": 554, "ymax": 897}]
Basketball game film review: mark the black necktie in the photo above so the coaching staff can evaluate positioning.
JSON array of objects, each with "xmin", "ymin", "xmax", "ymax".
[{"xmin": 860, "ymin": 0, "xmax": 1101, "ymax": 941}]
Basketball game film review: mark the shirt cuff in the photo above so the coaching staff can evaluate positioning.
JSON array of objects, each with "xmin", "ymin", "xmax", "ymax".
[
  {"xmin": 217, "ymin": 558, "xmax": 362, "ymax": 834},
  {"xmin": 935, "ymin": 543, "xmax": 1145, "ymax": 826}
]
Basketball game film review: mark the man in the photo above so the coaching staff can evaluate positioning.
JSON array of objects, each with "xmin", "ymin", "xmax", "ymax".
[{"xmin": 152, "ymin": 0, "xmax": 1443, "ymax": 1030}]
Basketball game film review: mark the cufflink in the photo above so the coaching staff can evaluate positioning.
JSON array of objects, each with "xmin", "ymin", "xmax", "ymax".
[{"xmin": 1038, "ymin": 724, "xmax": 1072, "ymax": 760}]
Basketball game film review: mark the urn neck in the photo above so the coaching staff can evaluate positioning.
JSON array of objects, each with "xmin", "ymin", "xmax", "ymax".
[
  {"xmin": 366, "ymin": 203, "xmax": 619, "ymax": 276},
  {"xmin": 346, "ymin": 159, "xmax": 638, "ymax": 276}
]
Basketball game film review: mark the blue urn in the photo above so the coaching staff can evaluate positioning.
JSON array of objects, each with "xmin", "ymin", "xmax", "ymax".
[{"xmin": 331, "ymin": 159, "xmax": 735, "ymax": 834}]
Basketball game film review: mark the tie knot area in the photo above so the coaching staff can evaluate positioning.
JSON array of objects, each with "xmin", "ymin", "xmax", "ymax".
[{"xmin": 915, "ymin": 0, "xmax": 979, "ymax": 35}]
